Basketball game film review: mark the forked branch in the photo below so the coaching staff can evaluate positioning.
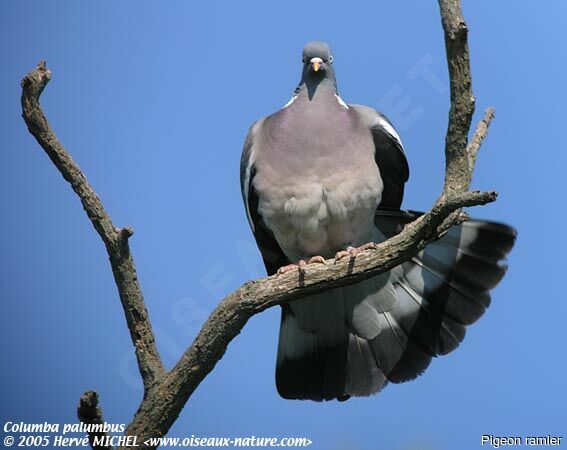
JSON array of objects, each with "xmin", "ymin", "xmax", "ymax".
[{"xmin": 20, "ymin": 1, "xmax": 494, "ymax": 448}]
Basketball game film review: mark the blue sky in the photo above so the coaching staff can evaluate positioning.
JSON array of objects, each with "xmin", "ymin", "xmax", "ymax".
[{"xmin": 1, "ymin": 1, "xmax": 565, "ymax": 449}]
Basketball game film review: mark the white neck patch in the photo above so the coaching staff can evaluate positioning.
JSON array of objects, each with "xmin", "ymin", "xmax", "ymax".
[
  {"xmin": 335, "ymin": 94, "xmax": 349, "ymax": 110},
  {"xmin": 282, "ymin": 95, "xmax": 297, "ymax": 109}
]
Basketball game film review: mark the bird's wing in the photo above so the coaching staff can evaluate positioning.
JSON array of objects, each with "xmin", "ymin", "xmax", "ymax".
[
  {"xmin": 240, "ymin": 119, "xmax": 290, "ymax": 275},
  {"xmin": 351, "ymin": 104, "xmax": 410, "ymax": 209}
]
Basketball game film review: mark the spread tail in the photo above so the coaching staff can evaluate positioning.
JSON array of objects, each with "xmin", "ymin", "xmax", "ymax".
[{"xmin": 275, "ymin": 210, "xmax": 516, "ymax": 401}]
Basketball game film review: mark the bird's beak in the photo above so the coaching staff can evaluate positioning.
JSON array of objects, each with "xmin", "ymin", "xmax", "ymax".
[{"xmin": 310, "ymin": 57, "xmax": 323, "ymax": 72}]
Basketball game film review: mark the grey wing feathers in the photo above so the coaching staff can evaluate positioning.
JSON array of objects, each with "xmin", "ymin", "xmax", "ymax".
[
  {"xmin": 240, "ymin": 119, "xmax": 291, "ymax": 275},
  {"xmin": 240, "ymin": 119, "xmax": 262, "ymax": 232},
  {"xmin": 351, "ymin": 105, "xmax": 409, "ymax": 209}
]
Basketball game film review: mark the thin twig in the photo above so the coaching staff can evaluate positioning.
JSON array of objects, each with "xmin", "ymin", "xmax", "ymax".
[
  {"xmin": 468, "ymin": 107, "xmax": 495, "ymax": 167},
  {"xmin": 77, "ymin": 391, "xmax": 114, "ymax": 450},
  {"xmin": 21, "ymin": 61, "xmax": 164, "ymax": 391}
]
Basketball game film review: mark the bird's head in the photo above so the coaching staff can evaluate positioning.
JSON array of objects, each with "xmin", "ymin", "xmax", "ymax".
[
  {"xmin": 298, "ymin": 41, "xmax": 337, "ymax": 98},
  {"xmin": 302, "ymin": 41, "xmax": 334, "ymax": 76}
]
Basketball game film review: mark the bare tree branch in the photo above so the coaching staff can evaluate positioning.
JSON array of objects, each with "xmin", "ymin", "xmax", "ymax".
[
  {"xmin": 124, "ymin": 194, "xmax": 497, "ymax": 447},
  {"xmin": 77, "ymin": 391, "xmax": 114, "ymax": 450},
  {"xmin": 20, "ymin": 61, "xmax": 164, "ymax": 391},
  {"xmin": 438, "ymin": 0, "xmax": 475, "ymax": 193},
  {"xmin": 20, "ymin": 1, "xmax": 496, "ymax": 449}
]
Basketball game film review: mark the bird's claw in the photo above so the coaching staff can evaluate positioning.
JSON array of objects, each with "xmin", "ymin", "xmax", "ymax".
[
  {"xmin": 334, "ymin": 248, "xmax": 354, "ymax": 261},
  {"xmin": 306, "ymin": 255, "xmax": 327, "ymax": 265},
  {"xmin": 277, "ymin": 263, "xmax": 301, "ymax": 275},
  {"xmin": 334, "ymin": 242, "xmax": 377, "ymax": 262},
  {"xmin": 277, "ymin": 256, "xmax": 327, "ymax": 275}
]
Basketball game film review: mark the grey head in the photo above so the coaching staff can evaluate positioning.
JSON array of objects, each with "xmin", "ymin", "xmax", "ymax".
[{"xmin": 297, "ymin": 41, "xmax": 337, "ymax": 99}]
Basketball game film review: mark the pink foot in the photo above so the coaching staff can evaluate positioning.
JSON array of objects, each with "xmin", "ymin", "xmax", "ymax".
[
  {"xmin": 277, "ymin": 263, "xmax": 301, "ymax": 275},
  {"xmin": 334, "ymin": 242, "xmax": 377, "ymax": 262},
  {"xmin": 277, "ymin": 256, "xmax": 327, "ymax": 275},
  {"xmin": 305, "ymin": 255, "xmax": 326, "ymax": 265}
]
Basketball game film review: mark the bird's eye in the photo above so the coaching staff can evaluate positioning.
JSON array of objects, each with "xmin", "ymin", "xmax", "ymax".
[{"xmin": 328, "ymin": 55, "xmax": 333, "ymax": 63}]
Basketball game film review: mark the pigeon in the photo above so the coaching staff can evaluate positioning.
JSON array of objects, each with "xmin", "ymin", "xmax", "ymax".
[{"xmin": 240, "ymin": 41, "xmax": 516, "ymax": 401}]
